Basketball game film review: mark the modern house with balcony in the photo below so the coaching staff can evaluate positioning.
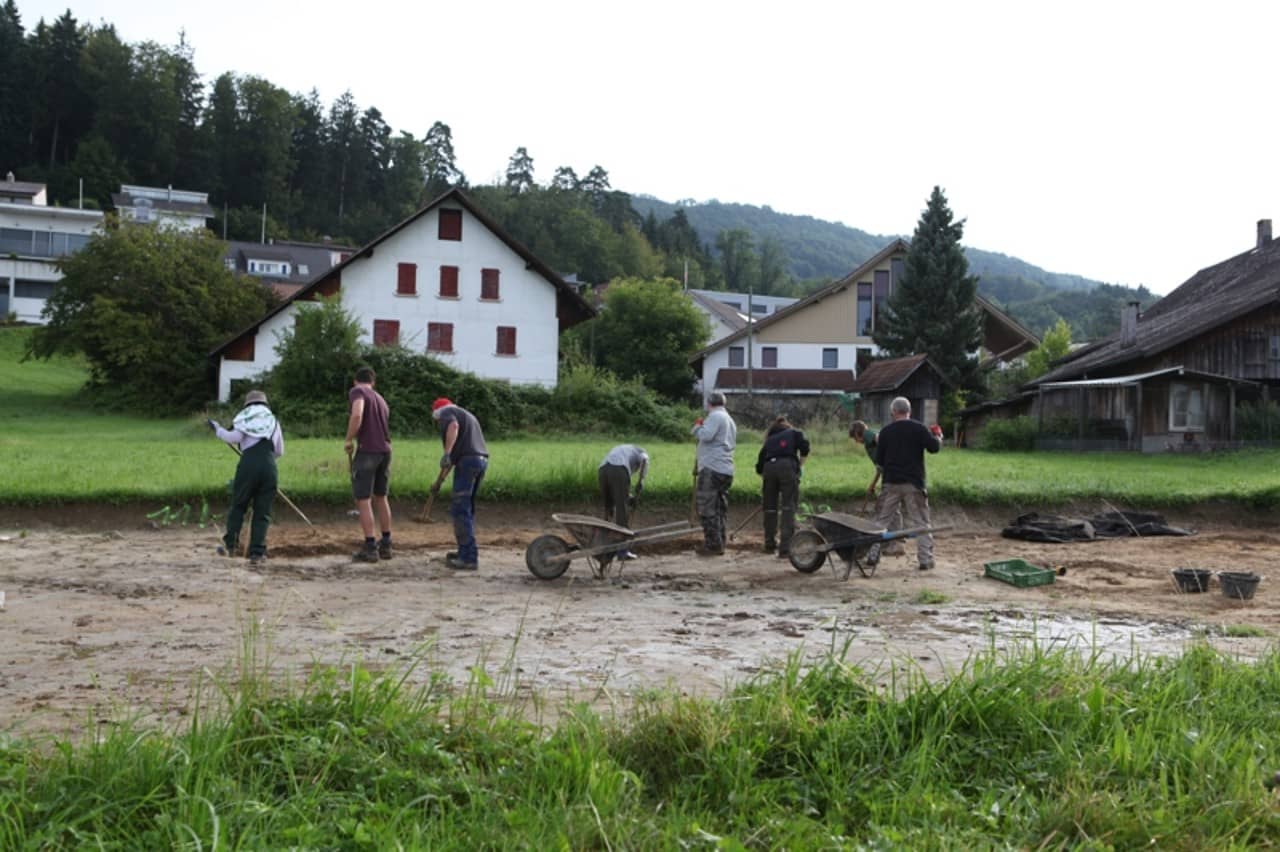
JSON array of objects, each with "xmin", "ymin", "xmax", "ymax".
[{"xmin": 0, "ymin": 173, "xmax": 103, "ymax": 323}]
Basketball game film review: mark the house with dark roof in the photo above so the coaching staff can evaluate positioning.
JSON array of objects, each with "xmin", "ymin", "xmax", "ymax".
[
  {"xmin": 211, "ymin": 188, "xmax": 595, "ymax": 401},
  {"xmin": 223, "ymin": 238, "xmax": 358, "ymax": 300},
  {"xmin": 0, "ymin": 174, "xmax": 102, "ymax": 322},
  {"xmin": 967, "ymin": 218, "xmax": 1280, "ymax": 451},
  {"xmin": 849, "ymin": 354, "xmax": 947, "ymax": 426},
  {"xmin": 689, "ymin": 238, "xmax": 1039, "ymax": 413}
]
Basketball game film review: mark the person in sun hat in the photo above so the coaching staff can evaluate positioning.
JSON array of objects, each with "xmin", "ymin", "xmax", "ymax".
[
  {"xmin": 208, "ymin": 389, "xmax": 284, "ymax": 564},
  {"xmin": 345, "ymin": 366, "xmax": 393, "ymax": 563},
  {"xmin": 431, "ymin": 397, "xmax": 489, "ymax": 571}
]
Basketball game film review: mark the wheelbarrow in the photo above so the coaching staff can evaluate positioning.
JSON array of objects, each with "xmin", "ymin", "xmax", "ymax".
[
  {"xmin": 525, "ymin": 513, "xmax": 701, "ymax": 579},
  {"xmin": 788, "ymin": 511, "xmax": 949, "ymax": 580}
]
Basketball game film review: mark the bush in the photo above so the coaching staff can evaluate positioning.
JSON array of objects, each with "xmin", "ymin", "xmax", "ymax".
[
  {"xmin": 1237, "ymin": 400, "xmax": 1280, "ymax": 441},
  {"xmin": 981, "ymin": 415, "xmax": 1038, "ymax": 451}
]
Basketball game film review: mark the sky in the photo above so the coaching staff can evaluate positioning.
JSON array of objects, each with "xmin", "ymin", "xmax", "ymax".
[{"xmin": 17, "ymin": 0, "xmax": 1280, "ymax": 294}]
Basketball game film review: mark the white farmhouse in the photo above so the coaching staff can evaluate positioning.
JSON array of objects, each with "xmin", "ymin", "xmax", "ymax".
[
  {"xmin": 211, "ymin": 188, "xmax": 595, "ymax": 401},
  {"xmin": 0, "ymin": 173, "xmax": 103, "ymax": 323}
]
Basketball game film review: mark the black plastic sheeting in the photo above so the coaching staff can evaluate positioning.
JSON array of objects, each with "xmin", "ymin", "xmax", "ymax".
[{"xmin": 1001, "ymin": 511, "xmax": 1195, "ymax": 543}]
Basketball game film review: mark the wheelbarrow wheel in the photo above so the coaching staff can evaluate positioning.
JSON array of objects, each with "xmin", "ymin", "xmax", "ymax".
[
  {"xmin": 788, "ymin": 530, "xmax": 826, "ymax": 574},
  {"xmin": 526, "ymin": 534, "xmax": 571, "ymax": 580}
]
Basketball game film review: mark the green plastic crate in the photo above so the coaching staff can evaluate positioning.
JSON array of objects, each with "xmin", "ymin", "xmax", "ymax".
[{"xmin": 984, "ymin": 558, "xmax": 1055, "ymax": 588}]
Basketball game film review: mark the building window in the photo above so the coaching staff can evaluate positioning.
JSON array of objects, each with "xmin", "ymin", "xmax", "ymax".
[
  {"xmin": 728, "ymin": 346, "xmax": 745, "ymax": 367},
  {"xmin": 439, "ymin": 265, "xmax": 459, "ymax": 297},
  {"xmin": 496, "ymin": 326, "xmax": 517, "ymax": 355},
  {"xmin": 14, "ymin": 279, "xmax": 54, "ymax": 299},
  {"xmin": 438, "ymin": 209, "xmax": 462, "ymax": 241},
  {"xmin": 723, "ymin": 301, "xmax": 742, "ymax": 311},
  {"xmin": 873, "ymin": 269, "xmax": 891, "ymax": 331},
  {"xmin": 1169, "ymin": 382, "xmax": 1205, "ymax": 431},
  {"xmin": 822, "ymin": 348, "xmax": 838, "ymax": 369},
  {"xmin": 373, "ymin": 319, "xmax": 400, "ymax": 348},
  {"xmin": 225, "ymin": 334, "xmax": 255, "ymax": 362},
  {"xmin": 480, "ymin": 268, "xmax": 500, "ymax": 300},
  {"xmin": 857, "ymin": 282, "xmax": 873, "ymax": 335},
  {"xmin": 224, "ymin": 257, "xmax": 237, "ymax": 271},
  {"xmin": 298, "ymin": 264, "xmax": 309, "ymax": 275},
  {"xmin": 396, "ymin": 262, "xmax": 417, "ymax": 295},
  {"xmin": 427, "ymin": 322, "xmax": 454, "ymax": 353},
  {"xmin": 0, "ymin": 227, "xmax": 31, "ymax": 254},
  {"xmin": 751, "ymin": 303, "xmax": 768, "ymax": 314},
  {"xmin": 762, "ymin": 347, "xmax": 778, "ymax": 368}
]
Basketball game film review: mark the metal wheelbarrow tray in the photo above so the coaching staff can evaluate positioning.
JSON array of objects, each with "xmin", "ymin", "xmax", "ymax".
[
  {"xmin": 525, "ymin": 513, "xmax": 700, "ymax": 579},
  {"xmin": 788, "ymin": 511, "xmax": 949, "ymax": 580}
]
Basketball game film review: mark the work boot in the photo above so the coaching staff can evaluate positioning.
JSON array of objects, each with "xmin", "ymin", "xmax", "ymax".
[
  {"xmin": 696, "ymin": 545, "xmax": 725, "ymax": 557},
  {"xmin": 918, "ymin": 560, "xmax": 935, "ymax": 571},
  {"xmin": 249, "ymin": 553, "xmax": 266, "ymax": 566},
  {"xmin": 353, "ymin": 543, "xmax": 380, "ymax": 563},
  {"xmin": 619, "ymin": 549, "xmax": 638, "ymax": 560},
  {"xmin": 446, "ymin": 555, "xmax": 478, "ymax": 571},
  {"xmin": 378, "ymin": 540, "xmax": 393, "ymax": 560},
  {"xmin": 762, "ymin": 542, "xmax": 776, "ymax": 554},
  {"xmin": 864, "ymin": 543, "xmax": 881, "ymax": 567}
]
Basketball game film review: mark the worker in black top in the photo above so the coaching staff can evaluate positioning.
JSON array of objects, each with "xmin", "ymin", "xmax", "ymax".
[
  {"xmin": 868, "ymin": 396, "xmax": 942, "ymax": 570},
  {"xmin": 755, "ymin": 415, "xmax": 811, "ymax": 556}
]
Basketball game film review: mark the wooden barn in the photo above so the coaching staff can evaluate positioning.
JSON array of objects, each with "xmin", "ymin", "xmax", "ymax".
[
  {"xmin": 849, "ymin": 354, "xmax": 947, "ymax": 426},
  {"xmin": 1020, "ymin": 218, "xmax": 1280, "ymax": 451}
]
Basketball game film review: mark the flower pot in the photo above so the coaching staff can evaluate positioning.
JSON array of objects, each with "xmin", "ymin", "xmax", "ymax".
[
  {"xmin": 1218, "ymin": 571, "xmax": 1261, "ymax": 601},
  {"xmin": 1171, "ymin": 568, "xmax": 1212, "ymax": 593}
]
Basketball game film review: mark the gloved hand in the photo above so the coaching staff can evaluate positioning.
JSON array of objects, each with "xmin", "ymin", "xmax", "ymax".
[
  {"xmin": 206, "ymin": 418, "xmax": 219, "ymax": 432},
  {"xmin": 930, "ymin": 424, "xmax": 943, "ymax": 439},
  {"xmin": 439, "ymin": 453, "xmax": 451, "ymax": 469}
]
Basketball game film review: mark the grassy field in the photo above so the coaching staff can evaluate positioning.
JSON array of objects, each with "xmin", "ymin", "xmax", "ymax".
[
  {"xmin": 5, "ymin": 326, "xmax": 1280, "ymax": 508},
  {"xmin": 3, "ymin": 639, "xmax": 1278, "ymax": 848}
]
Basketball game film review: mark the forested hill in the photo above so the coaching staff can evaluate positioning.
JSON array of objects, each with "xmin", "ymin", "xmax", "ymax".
[{"xmin": 631, "ymin": 196, "xmax": 1155, "ymax": 338}]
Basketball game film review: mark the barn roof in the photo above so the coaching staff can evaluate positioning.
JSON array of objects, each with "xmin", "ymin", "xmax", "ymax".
[{"xmin": 849, "ymin": 353, "xmax": 946, "ymax": 393}]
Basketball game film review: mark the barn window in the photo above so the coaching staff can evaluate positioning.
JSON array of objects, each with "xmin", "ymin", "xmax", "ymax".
[
  {"xmin": 762, "ymin": 347, "xmax": 778, "ymax": 368},
  {"xmin": 396, "ymin": 263, "xmax": 417, "ymax": 295},
  {"xmin": 438, "ymin": 209, "xmax": 462, "ymax": 241},
  {"xmin": 728, "ymin": 346, "xmax": 745, "ymax": 367},
  {"xmin": 427, "ymin": 322, "xmax": 454, "ymax": 353},
  {"xmin": 496, "ymin": 326, "xmax": 517, "ymax": 356},
  {"xmin": 1169, "ymin": 382, "xmax": 1205, "ymax": 431},
  {"xmin": 480, "ymin": 268, "xmax": 500, "ymax": 300},
  {"xmin": 439, "ymin": 265, "xmax": 459, "ymax": 297},
  {"xmin": 373, "ymin": 320, "xmax": 400, "ymax": 348}
]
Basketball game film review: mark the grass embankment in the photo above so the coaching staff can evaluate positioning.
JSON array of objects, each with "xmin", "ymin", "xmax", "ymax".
[
  {"xmin": 5, "ymin": 325, "xmax": 1280, "ymax": 508},
  {"xmin": 3, "ymin": 642, "xmax": 1278, "ymax": 847}
]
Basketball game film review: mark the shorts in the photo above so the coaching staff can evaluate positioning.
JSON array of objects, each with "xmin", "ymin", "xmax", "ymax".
[{"xmin": 351, "ymin": 451, "xmax": 391, "ymax": 499}]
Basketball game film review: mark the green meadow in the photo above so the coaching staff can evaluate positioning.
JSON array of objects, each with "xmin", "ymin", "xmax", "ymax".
[{"xmin": 4, "ymin": 326, "xmax": 1280, "ymax": 508}]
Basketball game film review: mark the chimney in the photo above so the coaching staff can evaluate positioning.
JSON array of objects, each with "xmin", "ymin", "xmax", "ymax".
[
  {"xmin": 1120, "ymin": 301, "xmax": 1139, "ymax": 348},
  {"xmin": 167, "ymin": 184, "xmax": 173, "ymax": 202},
  {"xmin": 4, "ymin": 171, "xmax": 13, "ymax": 182},
  {"xmin": 1258, "ymin": 219, "xmax": 1273, "ymax": 249}
]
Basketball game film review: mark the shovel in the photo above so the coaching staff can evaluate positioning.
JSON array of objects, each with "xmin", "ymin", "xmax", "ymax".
[{"xmin": 415, "ymin": 465, "xmax": 452, "ymax": 523}]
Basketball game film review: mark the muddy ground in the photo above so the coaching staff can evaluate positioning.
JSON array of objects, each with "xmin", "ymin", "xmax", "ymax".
[{"xmin": 1, "ymin": 502, "xmax": 1277, "ymax": 740}]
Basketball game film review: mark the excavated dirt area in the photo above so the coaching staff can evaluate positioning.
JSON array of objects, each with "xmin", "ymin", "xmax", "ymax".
[{"xmin": 1, "ymin": 502, "xmax": 1277, "ymax": 740}]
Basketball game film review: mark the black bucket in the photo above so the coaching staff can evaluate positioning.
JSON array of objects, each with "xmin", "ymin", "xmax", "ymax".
[
  {"xmin": 1218, "ymin": 571, "xmax": 1261, "ymax": 601},
  {"xmin": 1171, "ymin": 568, "xmax": 1212, "ymax": 593}
]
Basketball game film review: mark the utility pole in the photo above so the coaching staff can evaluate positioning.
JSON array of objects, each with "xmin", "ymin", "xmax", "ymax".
[
  {"xmin": 260, "ymin": 202, "xmax": 266, "ymax": 244},
  {"xmin": 746, "ymin": 285, "xmax": 754, "ymax": 397}
]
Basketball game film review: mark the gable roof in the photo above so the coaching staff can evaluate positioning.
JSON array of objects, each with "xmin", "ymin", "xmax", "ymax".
[
  {"xmin": 688, "ymin": 290, "xmax": 749, "ymax": 332},
  {"xmin": 849, "ymin": 353, "xmax": 946, "ymax": 393},
  {"xmin": 1035, "ymin": 235, "xmax": 1280, "ymax": 384},
  {"xmin": 211, "ymin": 187, "xmax": 595, "ymax": 357},
  {"xmin": 691, "ymin": 238, "xmax": 911, "ymax": 363},
  {"xmin": 975, "ymin": 294, "xmax": 1039, "ymax": 362}
]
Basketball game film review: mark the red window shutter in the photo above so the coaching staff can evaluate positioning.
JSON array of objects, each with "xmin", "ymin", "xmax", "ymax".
[
  {"xmin": 373, "ymin": 319, "xmax": 400, "ymax": 348},
  {"xmin": 313, "ymin": 275, "xmax": 340, "ymax": 298},
  {"xmin": 439, "ymin": 265, "xmax": 459, "ymax": 297},
  {"xmin": 481, "ymin": 268, "xmax": 500, "ymax": 300},
  {"xmin": 497, "ymin": 326, "xmax": 517, "ymax": 355},
  {"xmin": 397, "ymin": 263, "xmax": 417, "ymax": 295},
  {"xmin": 438, "ymin": 209, "xmax": 462, "ymax": 241},
  {"xmin": 428, "ymin": 322, "xmax": 453, "ymax": 353},
  {"xmin": 225, "ymin": 334, "xmax": 255, "ymax": 361}
]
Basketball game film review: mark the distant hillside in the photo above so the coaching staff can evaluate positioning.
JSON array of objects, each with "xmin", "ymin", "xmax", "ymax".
[{"xmin": 631, "ymin": 196, "xmax": 1154, "ymax": 339}]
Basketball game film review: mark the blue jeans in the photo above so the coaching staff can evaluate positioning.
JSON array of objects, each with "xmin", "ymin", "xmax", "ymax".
[{"xmin": 449, "ymin": 455, "xmax": 488, "ymax": 563}]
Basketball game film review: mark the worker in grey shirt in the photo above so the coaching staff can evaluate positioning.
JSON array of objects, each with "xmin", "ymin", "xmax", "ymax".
[
  {"xmin": 691, "ymin": 391, "xmax": 737, "ymax": 555},
  {"xmin": 598, "ymin": 444, "xmax": 649, "ymax": 558}
]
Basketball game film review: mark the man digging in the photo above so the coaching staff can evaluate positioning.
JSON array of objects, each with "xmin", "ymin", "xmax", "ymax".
[
  {"xmin": 866, "ymin": 397, "xmax": 941, "ymax": 571},
  {"xmin": 209, "ymin": 389, "xmax": 284, "ymax": 565}
]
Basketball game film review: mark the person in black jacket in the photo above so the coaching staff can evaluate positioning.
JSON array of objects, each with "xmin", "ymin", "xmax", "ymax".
[
  {"xmin": 755, "ymin": 415, "xmax": 810, "ymax": 556},
  {"xmin": 868, "ymin": 397, "xmax": 942, "ymax": 570}
]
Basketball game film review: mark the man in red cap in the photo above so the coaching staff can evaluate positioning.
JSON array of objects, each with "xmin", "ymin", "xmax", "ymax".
[
  {"xmin": 345, "ymin": 366, "xmax": 393, "ymax": 562},
  {"xmin": 431, "ymin": 398, "xmax": 489, "ymax": 571}
]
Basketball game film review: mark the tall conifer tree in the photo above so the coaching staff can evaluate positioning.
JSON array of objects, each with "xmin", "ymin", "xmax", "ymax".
[{"xmin": 874, "ymin": 186, "xmax": 984, "ymax": 391}]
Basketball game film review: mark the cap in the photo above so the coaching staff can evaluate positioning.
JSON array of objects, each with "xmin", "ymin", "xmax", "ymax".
[{"xmin": 432, "ymin": 398, "xmax": 453, "ymax": 411}]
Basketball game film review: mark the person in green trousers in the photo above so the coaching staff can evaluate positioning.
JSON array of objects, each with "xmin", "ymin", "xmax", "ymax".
[{"xmin": 209, "ymin": 389, "xmax": 284, "ymax": 564}]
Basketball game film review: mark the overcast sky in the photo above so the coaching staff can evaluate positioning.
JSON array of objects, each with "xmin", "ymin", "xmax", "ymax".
[{"xmin": 17, "ymin": 0, "xmax": 1280, "ymax": 294}]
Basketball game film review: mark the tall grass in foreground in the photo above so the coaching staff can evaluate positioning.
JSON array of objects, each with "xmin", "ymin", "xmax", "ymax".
[{"xmin": 2, "ymin": 641, "xmax": 1278, "ymax": 848}]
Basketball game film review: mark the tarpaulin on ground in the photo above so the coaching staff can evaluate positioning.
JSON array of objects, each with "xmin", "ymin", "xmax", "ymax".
[{"xmin": 1001, "ymin": 510, "xmax": 1194, "ymax": 543}]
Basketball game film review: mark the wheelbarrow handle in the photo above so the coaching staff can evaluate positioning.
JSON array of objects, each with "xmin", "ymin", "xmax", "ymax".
[{"xmin": 878, "ymin": 524, "xmax": 952, "ymax": 541}]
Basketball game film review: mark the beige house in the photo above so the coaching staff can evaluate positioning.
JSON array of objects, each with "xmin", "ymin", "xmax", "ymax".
[{"xmin": 690, "ymin": 238, "xmax": 1040, "ymax": 412}]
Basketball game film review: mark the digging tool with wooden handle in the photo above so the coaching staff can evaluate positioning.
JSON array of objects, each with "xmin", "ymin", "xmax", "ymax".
[
  {"xmin": 728, "ymin": 504, "xmax": 762, "ymax": 542},
  {"xmin": 416, "ymin": 464, "xmax": 452, "ymax": 523}
]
